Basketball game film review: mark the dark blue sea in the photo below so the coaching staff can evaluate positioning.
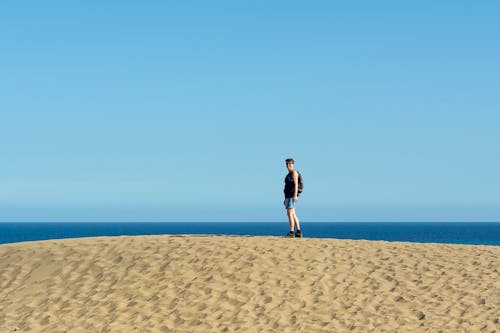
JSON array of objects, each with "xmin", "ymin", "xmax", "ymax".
[{"xmin": 1, "ymin": 222, "xmax": 499, "ymax": 246}]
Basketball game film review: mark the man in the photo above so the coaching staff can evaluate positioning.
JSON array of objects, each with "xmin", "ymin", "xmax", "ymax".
[{"xmin": 284, "ymin": 158, "xmax": 302, "ymax": 238}]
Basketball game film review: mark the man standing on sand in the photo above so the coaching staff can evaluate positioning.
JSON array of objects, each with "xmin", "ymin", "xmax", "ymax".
[{"xmin": 284, "ymin": 158, "xmax": 302, "ymax": 238}]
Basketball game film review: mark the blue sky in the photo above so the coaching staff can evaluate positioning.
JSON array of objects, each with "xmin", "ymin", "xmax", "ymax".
[{"xmin": 1, "ymin": 1, "xmax": 499, "ymax": 222}]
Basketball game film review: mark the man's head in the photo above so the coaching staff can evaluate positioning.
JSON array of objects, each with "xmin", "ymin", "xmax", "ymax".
[{"xmin": 285, "ymin": 158, "xmax": 294, "ymax": 171}]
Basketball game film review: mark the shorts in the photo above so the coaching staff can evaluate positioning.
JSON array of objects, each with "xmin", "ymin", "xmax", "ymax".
[{"xmin": 284, "ymin": 197, "xmax": 296, "ymax": 209}]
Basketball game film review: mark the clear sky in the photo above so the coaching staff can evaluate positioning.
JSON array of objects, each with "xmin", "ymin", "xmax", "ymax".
[{"xmin": 1, "ymin": 1, "xmax": 499, "ymax": 222}]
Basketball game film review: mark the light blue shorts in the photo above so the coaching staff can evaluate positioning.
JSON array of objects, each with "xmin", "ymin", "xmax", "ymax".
[{"xmin": 284, "ymin": 197, "xmax": 296, "ymax": 209}]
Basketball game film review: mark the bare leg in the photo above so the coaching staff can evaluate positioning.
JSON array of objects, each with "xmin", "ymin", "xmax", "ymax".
[
  {"xmin": 293, "ymin": 210, "xmax": 300, "ymax": 231},
  {"xmin": 287, "ymin": 208, "xmax": 295, "ymax": 232}
]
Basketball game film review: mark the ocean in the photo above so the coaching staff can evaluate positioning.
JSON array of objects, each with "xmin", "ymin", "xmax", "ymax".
[{"xmin": 1, "ymin": 222, "xmax": 499, "ymax": 246}]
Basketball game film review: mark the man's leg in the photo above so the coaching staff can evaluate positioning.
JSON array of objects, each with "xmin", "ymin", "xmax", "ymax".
[
  {"xmin": 287, "ymin": 208, "xmax": 295, "ymax": 232},
  {"xmin": 293, "ymin": 210, "xmax": 301, "ymax": 231}
]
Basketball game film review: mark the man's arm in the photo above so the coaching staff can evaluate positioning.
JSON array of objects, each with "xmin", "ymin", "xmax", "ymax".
[{"xmin": 293, "ymin": 171, "xmax": 299, "ymax": 202}]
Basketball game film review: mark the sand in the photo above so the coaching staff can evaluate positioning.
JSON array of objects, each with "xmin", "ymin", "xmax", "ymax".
[{"xmin": 0, "ymin": 235, "xmax": 499, "ymax": 332}]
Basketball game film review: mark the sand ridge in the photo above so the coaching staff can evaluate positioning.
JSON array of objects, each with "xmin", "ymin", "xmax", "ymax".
[{"xmin": 0, "ymin": 235, "xmax": 499, "ymax": 332}]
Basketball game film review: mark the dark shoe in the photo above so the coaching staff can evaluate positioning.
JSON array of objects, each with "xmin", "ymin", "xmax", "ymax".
[
  {"xmin": 295, "ymin": 230, "xmax": 303, "ymax": 238},
  {"xmin": 286, "ymin": 231, "xmax": 295, "ymax": 238}
]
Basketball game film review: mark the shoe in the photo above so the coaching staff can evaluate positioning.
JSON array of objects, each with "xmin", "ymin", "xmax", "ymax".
[
  {"xmin": 286, "ymin": 231, "xmax": 295, "ymax": 238},
  {"xmin": 295, "ymin": 230, "xmax": 303, "ymax": 238}
]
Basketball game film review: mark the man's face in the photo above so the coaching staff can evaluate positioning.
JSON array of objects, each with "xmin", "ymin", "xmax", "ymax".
[{"xmin": 286, "ymin": 162, "xmax": 294, "ymax": 171}]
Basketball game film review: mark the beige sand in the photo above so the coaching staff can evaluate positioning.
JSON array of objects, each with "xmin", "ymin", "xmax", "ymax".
[{"xmin": 1, "ymin": 235, "xmax": 499, "ymax": 332}]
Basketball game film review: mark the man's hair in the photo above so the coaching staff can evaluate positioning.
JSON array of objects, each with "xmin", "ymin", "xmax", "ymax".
[{"xmin": 285, "ymin": 158, "xmax": 294, "ymax": 164}]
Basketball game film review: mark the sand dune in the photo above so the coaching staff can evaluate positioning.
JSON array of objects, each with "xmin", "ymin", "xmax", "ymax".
[{"xmin": 1, "ymin": 235, "xmax": 499, "ymax": 332}]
